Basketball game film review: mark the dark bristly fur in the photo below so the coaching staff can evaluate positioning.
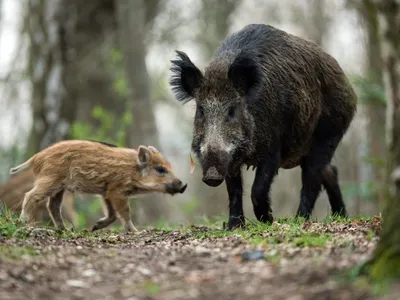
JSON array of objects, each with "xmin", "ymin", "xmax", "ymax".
[
  {"xmin": 86, "ymin": 140, "xmax": 118, "ymax": 148},
  {"xmin": 169, "ymin": 50, "xmax": 204, "ymax": 104},
  {"xmin": 170, "ymin": 24, "xmax": 357, "ymax": 230}
]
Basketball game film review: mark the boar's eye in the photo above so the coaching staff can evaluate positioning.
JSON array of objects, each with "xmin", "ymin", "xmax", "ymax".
[
  {"xmin": 197, "ymin": 106, "xmax": 204, "ymax": 120},
  {"xmin": 227, "ymin": 106, "xmax": 236, "ymax": 121},
  {"xmin": 154, "ymin": 166, "xmax": 168, "ymax": 174}
]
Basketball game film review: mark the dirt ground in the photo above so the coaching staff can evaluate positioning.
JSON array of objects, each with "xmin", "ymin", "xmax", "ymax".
[{"xmin": 1, "ymin": 218, "xmax": 400, "ymax": 300}]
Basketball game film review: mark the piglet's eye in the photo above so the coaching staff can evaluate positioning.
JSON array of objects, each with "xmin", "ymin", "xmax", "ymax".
[{"xmin": 155, "ymin": 166, "xmax": 168, "ymax": 174}]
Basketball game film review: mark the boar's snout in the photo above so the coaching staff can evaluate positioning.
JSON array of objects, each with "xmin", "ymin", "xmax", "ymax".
[
  {"xmin": 166, "ymin": 179, "xmax": 187, "ymax": 195},
  {"xmin": 202, "ymin": 166, "xmax": 225, "ymax": 187}
]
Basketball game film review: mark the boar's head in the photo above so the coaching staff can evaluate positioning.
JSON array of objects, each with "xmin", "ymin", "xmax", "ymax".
[{"xmin": 170, "ymin": 51, "xmax": 259, "ymax": 187}]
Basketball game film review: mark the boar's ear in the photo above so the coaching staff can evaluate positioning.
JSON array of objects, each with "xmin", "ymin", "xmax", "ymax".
[
  {"xmin": 137, "ymin": 146, "xmax": 151, "ymax": 168},
  {"xmin": 228, "ymin": 53, "xmax": 261, "ymax": 95},
  {"xmin": 170, "ymin": 50, "xmax": 203, "ymax": 104}
]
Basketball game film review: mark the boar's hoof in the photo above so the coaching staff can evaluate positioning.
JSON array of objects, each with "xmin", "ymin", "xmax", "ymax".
[{"xmin": 226, "ymin": 216, "xmax": 245, "ymax": 231}]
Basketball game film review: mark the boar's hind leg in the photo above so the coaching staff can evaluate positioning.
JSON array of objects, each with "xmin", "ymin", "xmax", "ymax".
[
  {"xmin": 91, "ymin": 198, "xmax": 117, "ymax": 231},
  {"xmin": 47, "ymin": 190, "xmax": 66, "ymax": 230},
  {"xmin": 225, "ymin": 173, "xmax": 245, "ymax": 230},
  {"xmin": 296, "ymin": 134, "xmax": 345, "ymax": 219},
  {"xmin": 321, "ymin": 164, "xmax": 347, "ymax": 217},
  {"xmin": 250, "ymin": 154, "xmax": 280, "ymax": 224}
]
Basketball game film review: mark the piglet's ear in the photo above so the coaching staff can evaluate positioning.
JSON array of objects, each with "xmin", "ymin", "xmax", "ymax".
[
  {"xmin": 228, "ymin": 52, "xmax": 260, "ymax": 95},
  {"xmin": 147, "ymin": 146, "xmax": 159, "ymax": 153},
  {"xmin": 170, "ymin": 50, "xmax": 204, "ymax": 104},
  {"xmin": 137, "ymin": 146, "xmax": 151, "ymax": 168}
]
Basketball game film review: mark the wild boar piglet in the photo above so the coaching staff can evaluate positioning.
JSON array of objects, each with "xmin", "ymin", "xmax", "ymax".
[
  {"xmin": 0, "ymin": 168, "xmax": 78, "ymax": 227},
  {"xmin": 10, "ymin": 140, "xmax": 187, "ymax": 232}
]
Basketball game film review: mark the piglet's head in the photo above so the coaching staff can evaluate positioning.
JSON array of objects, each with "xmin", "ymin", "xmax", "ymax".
[{"xmin": 136, "ymin": 145, "xmax": 187, "ymax": 195}]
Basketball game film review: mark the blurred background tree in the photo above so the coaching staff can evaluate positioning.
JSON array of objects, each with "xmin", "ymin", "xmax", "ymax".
[
  {"xmin": 0, "ymin": 0, "xmax": 390, "ymax": 228},
  {"xmin": 361, "ymin": 0, "xmax": 400, "ymax": 281}
]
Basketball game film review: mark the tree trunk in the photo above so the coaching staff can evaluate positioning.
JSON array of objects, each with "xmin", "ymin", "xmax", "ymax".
[
  {"xmin": 359, "ymin": 0, "xmax": 386, "ymax": 206},
  {"xmin": 115, "ymin": 0, "xmax": 170, "ymax": 225},
  {"xmin": 25, "ymin": 0, "xmax": 121, "ymax": 157},
  {"xmin": 367, "ymin": 0, "xmax": 400, "ymax": 280},
  {"xmin": 197, "ymin": 0, "xmax": 238, "ymax": 59},
  {"xmin": 68, "ymin": 0, "xmax": 127, "ymax": 128},
  {"xmin": 25, "ymin": 0, "xmax": 77, "ymax": 156}
]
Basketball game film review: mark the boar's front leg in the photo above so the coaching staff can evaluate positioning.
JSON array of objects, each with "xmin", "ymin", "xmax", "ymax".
[
  {"xmin": 225, "ymin": 172, "xmax": 245, "ymax": 230},
  {"xmin": 250, "ymin": 153, "xmax": 280, "ymax": 223}
]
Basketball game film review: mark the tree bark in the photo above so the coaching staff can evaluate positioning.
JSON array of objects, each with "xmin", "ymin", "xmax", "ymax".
[
  {"xmin": 367, "ymin": 0, "xmax": 400, "ymax": 280},
  {"xmin": 291, "ymin": 0, "xmax": 332, "ymax": 47},
  {"xmin": 25, "ymin": 0, "xmax": 122, "ymax": 157},
  {"xmin": 68, "ymin": 0, "xmax": 127, "ymax": 127},
  {"xmin": 197, "ymin": 0, "xmax": 238, "ymax": 60},
  {"xmin": 358, "ymin": 0, "xmax": 386, "ymax": 206},
  {"xmin": 25, "ymin": 0, "xmax": 77, "ymax": 156},
  {"xmin": 116, "ymin": 0, "xmax": 160, "ymax": 148}
]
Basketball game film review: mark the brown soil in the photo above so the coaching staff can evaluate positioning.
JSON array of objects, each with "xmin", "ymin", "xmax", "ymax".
[{"xmin": 1, "ymin": 219, "xmax": 399, "ymax": 300}]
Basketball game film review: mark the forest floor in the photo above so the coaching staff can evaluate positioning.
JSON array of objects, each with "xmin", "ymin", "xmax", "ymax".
[{"xmin": 1, "ymin": 215, "xmax": 400, "ymax": 300}]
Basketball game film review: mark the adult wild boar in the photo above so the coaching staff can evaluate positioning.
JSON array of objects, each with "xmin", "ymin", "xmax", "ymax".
[{"xmin": 170, "ymin": 24, "xmax": 357, "ymax": 230}]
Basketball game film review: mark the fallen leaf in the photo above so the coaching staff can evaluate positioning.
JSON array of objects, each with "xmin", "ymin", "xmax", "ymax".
[{"xmin": 190, "ymin": 153, "xmax": 195, "ymax": 175}]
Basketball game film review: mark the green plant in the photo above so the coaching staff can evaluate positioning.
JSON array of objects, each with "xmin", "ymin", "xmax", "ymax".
[
  {"xmin": 109, "ymin": 47, "xmax": 128, "ymax": 98},
  {"xmin": 0, "ymin": 205, "xmax": 26, "ymax": 238},
  {"xmin": 348, "ymin": 74, "xmax": 386, "ymax": 106},
  {"xmin": 71, "ymin": 105, "xmax": 131, "ymax": 147}
]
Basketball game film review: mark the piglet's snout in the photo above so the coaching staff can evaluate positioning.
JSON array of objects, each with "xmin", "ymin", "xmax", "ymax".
[
  {"xmin": 179, "ymin": 183, "xmax": 188, "ymax": 193},
  {"xmin": 166, "ymin": 179, "xmax": 187, "ymax": 195}
]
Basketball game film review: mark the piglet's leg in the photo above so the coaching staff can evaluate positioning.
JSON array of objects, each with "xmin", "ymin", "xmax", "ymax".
[
  {"xmin": 20, "ymin": 178, "xmax": 56, "ymax": 226},
  {"xmin": 47, "ymin": 190, "xmax": 66, "ymax": 231},
  {"xmin": 91, "ymin": 198, "xmax": 117, "ymax": 232},
  {"xmin": 108, "ymin": 192, "xmax": 138, "ymax": 233}
]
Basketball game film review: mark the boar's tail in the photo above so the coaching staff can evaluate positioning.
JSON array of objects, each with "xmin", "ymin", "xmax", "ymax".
[{"xmin": 9, "ymin": 158, "xmax": 33, "ymax": 175}]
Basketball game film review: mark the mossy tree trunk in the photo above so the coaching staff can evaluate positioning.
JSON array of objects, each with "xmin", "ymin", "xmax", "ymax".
[
  {"xmin": 355, "ymin": 0, "xmax": 386, "ymax": 206},
  {"xmin": 367, "ymin": 0, "xmax": 400, "ymax": 281}
]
